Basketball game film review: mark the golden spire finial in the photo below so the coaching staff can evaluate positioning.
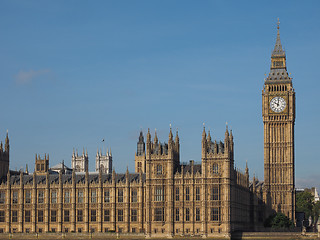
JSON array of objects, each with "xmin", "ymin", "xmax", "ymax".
[{"xmin": 277, "ymin": 18, "xmax": 280, "ymax": 30}]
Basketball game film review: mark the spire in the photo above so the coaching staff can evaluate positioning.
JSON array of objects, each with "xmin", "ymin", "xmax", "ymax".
[
  {"xmin": 138, "ymin": 130, "xmax": 144, "ymax": 143},
  {"xmin": 175, "ymin": 129, "xmax": 179, "ymax": 144},
  {"xmin": 154, "ymin": 129, "xmax": 158, "ymax": 143},
  {"xmin": 147, "ymin": 128, "xmax": 151, "ymax": 143},
  {"xmin": 5, "ymin": 130, "xmax": 9, "ymax": 152},
  {"xmin": 0, "ymin": 141, "xmax": 2, "ymax": 152},
  {"xmin": 169, "ymin": 127, "xmax": 173, "ymax": 141},
  {"xmin": 245, "ymin": 160, "xmax": 249, "ymax": 175},
  {"xmin": 272, "ymin": 18, "xmax": 285, "ymax": 57},
  {"xmin": 202, "ymin": 125, "xmax": 206, "ymax": 140},
  {"xmin": 207, "ymin": 131, "xmax": 211, "ymax": 143}
]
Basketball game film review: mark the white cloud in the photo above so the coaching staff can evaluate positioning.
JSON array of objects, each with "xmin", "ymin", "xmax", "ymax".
[
  {"xmin": 14, "ymin": 69, "xmax": 51, "ymax": 84},
  {"xmin": 296, "ymin": 174, "xmax": 320, "ymax": 191}
]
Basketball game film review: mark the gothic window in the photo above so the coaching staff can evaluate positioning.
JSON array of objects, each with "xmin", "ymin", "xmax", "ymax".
[
  {"xmin": 154, "ymin": 208, "xmax": 164, "ymax": 222},
  {"xmin": 137, "ymin": 162, "xmax": 142, "ymax": 172},
  {"xmin": 155, "ymin": 186, "xmax": 164, "ymax": 201},
  {"xmin": 64, "ymin": 210, "xmax": 69, "ymax": 222},
  {"xmin": 196, "ymin": 208, "xmax": 200, "ymax": 221},
  {"xmin": 91, "ymin": 210, "xmax": 96, "ymax": 222},
  {"xmin": 212, "ymin": 164, "xmax": 219, "ymax": 174},
  {"xmin": 0, "ymin": 192, "xmax": 5, "ymax": 204},
  {"xmin": 78, "ymin": 190, "xmax": 83, "ymax": 203},
  {"xmin": 25, "ymin": 210, "xmax": 31, "ymax": 222},
  {"xmin": 37, "ymin": 164, "xmax": 40, "ymax": 171},
  {"xmin": 118, "ymin": 189, "xmax": 123, "ymax": 203},
  {"xmin": 41, "ymin": 164, "xmax": 44, "ymax": 171},
  {"xmin": 118, "ymin": 209, "xmax": 123, "ymax": 222},
  {"xmin": 64, "ymin": 191, "xmax": 70, "ymax": 203},
  {"xmin": 104, "ymin": 190, "xmax": 110, "ymax": 203},
  {"xmin": 131, "ymin": 209, "xmax": 137, "ymax": 222},
  {"xmin": 104, "ymin": 210, "xmax": 110, "ymax": 222},
  {"xmin": 196, "ymin": 187, "xmax": 200, "ymax": 201},
  {"xmin": 156, "ymin": 164, "xmax": 163, "ymax": 175},
  {"xmin": 211, "ymin": 187, "xmax": 219, "ymax": 201},
  {"xmin": 91, "ymin": 190, "xmax": 97, "ymax": 203},
  {"xmin": 25, "ymin": 190, "xmax": 31, "ymax": 204},
  {"xmin": 131, "ymin": 189, "xmax": 137, "ymax": 203},
  {"xmin": 38, "ymin": 210, "xmax": 44, "ymax": 222},
  {"xmin": 51, "ymin": 191, "xmax": 57, "ymax": 203},
  {"xmin": 175, "ymin": 208, "xmax": 179, "ymax": 222},
  {"xmin": 185, "ymin": 208, "xmax": 190, "ymax": 222},
  {"xmin": 51, "ymin": 210, "xmax": 57, "ymax": 222},
  {"xmin": 175, "ymin": 187, "xmax": 179, "ymax": 201},
  {"xmin": 12, "ymin": 191, "xmax": 18, "ymax": 204},
  {"xmin": 77, "ymin": 210, "xmax": 83, "ymax": 222},
  {"xmin": 185, "ymin": 187, "xmax": 190, "ymax": 201},
  {"xmin": 38, "ymin": 190, "xmax": 44, "ymax": 204},
  {"xmin": 210, "ymin": 207, "xmax": 220, "ymax": 221},
  {"xmin": 0, "ymin": 211, "xmax": 5, "ymax": 222},
  {"xmin": 12, "ymin": 211, "xmax": 18, "ymax": 222}
]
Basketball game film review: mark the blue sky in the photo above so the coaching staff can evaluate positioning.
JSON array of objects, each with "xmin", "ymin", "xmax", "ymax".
[{"xmin": 1, "ymin": 1, "xmax": 319, "ymax": 190}]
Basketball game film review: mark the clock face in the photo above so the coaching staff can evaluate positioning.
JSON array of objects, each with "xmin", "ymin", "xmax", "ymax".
[{"xmin": 270, "ymin": 97, "xmax": 286, "ymax": 113}]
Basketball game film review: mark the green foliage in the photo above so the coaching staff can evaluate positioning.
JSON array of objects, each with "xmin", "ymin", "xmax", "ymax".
[
  {"xmin": 296, "ymin": 191, "xmax": 314, "ymax": 219},
  {"xmin": 264, "ymin": 213, "xmax": 294, "ymax": 229}
]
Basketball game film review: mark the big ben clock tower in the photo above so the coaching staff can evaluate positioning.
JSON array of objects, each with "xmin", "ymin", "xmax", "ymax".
[{"xmin": 262, "ymin": 20, "xmax": 295, "ymax": 221}]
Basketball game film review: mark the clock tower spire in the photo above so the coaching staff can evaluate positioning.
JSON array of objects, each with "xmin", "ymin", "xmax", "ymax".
[{"xmin": 262, "ymin": 20, "xmax": 295, "ymax": 222}]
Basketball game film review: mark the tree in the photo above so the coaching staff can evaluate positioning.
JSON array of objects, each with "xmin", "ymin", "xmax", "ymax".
[
  {"xmin": 264, "ymin": 212, "xmax": 294, "ymax": 229},
  {"xmin": 296, "ymin": 191, "xmax": 314, "ymax": 220}
]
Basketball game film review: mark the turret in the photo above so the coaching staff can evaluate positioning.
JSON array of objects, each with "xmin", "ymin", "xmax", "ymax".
[{"xmin": 5, "ymin": 130, "xmax": 9, "ymax": 153}]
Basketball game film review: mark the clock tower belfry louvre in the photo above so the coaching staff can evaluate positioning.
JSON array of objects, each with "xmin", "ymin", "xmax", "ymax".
[{"xmin": 262, "ymin": 21, "xmax": 295, "ymax": 221}]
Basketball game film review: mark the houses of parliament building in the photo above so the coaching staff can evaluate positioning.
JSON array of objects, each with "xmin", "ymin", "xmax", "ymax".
[{"xmin": 0, "ymin": 22, "xmax": 295, "ymax": 238}]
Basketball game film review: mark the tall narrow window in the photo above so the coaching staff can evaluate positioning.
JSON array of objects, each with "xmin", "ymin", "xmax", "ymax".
[
  {"xmin": 64, "ymin": 210, "xmax": 70, "ymax": 222},
  {"xmin": 196, "ymin": 187, "xmax": 200, "ymax": 201},
  {"xmin": 185, "ymin": 187, "xmax": 190, "ymax": 201},
  {"xmin": 118, "ymin": 189, "xmax": 123, "ymax": 203},
  {"xmin": 212, "ymin": 164, "xmax": 219, "ymax": 174},
  {"xmin": 38, "ymin": 191, "xmax": 44, "ymax": 204},
  {"xmin": 78, "ymin": 190, "xmax": 83, "ymax": 203},
  {"xmin": 211, "ymin": 187, "xmax": 219, "ymax": 201},
  {"xmin": 175, "ymin": 187, "xmax": 179, "ymax": 201},
  {"xmin": 0, "ymin": 211, "xmax": 5, "ymax": 222},
  {"xmin": 156, "ymin": 164, "xmax": 163, "ymax": 175},
  {"xmin": 77, "ymin": 210, "xmax": 83, "ymax": 222},
  {"xmin": 175, "ymin": 208, "xmax": 179, "ymax": 221},
  {"xmin": 38, "ymin": 210, "xmax": 44, "ymax": 222},
  {"xmin": 12, "ymin": 191, "xmax": 18, "ymax": 204},
  {"xmin": 154, "ymin": 208, "xmax": 164, "ymax": 222},
  {"xmin": 210, "ymin": 207, "xmax": 219, "ymax": 221},
  {"xmin": 25, "ymin": 190, "xmax": 31, "ymax": 204},
  {"xmin": 0, "ymin": 192, "xmax": 5, "ymax": 204},
  {"xmin": 155, "ymin": 186, "xmax": 163, "ymax": 201},
  {"xmin": 131, "ymin": 209, "xmax": 137, "ymax": 222},
  {"xmin": 12, "ymin": 211, "xmax": 18, "ymax": 222},
  {"xmin": 104, "ymin": 210, "xmax": 110, "ymax": 222},
  {"xmin": 64, "ymin": 191, "xmax": 70, "ymax": 203},
  {"xmin": 91, "ymin": 210, "xmax": 96, "ymax": 222},
  {"xmin": 196, "ymin": 208, "xmax": 200, "ymax": 221},
  {"xmin": 51, "ymin": 191, "xmax": 57, "ymax": 203},
  {"xmin": 91, "ymin": 190, "xmax": 96, "ymax": 203},
  {"xmin": 185, "ymin": 208, "xmax": 190, "ymax": 222},
  {"xmin": 51, "ymin": 210, "xmax": 57, "ymax": 222},
  {"xmin": 104, "ymin": 190, "xmax": 110, "ymax": 203},
  {"xmin": 131, "ymin": 189, "xmax": 138, "ymax": 203},
  {"xmin": 118, "ymin": 209, "xmax": 123, "ymax": 222},
  {"xmin": 25, "ymin": 210, "xmax": 31, "ymax": 222}
]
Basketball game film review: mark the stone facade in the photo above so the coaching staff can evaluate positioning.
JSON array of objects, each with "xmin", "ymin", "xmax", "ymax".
[
  {"xmin": 0, "ymin": 22, "xmax": 295, "ymax": 237},
  {"xmin": 95, "ymin": 149, "xmax": 112, "ymax": 174},
  {"xmin": 262, "ymin": 21, "xmax": 295, "ymax": 221}
]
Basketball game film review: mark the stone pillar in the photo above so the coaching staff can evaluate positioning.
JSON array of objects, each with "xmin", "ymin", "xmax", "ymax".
[
  {"xmin": 6, "ymin": 172, "xmax": 11, "ymax": 233},
  {"xmin": 58, "ymin": 171, "xmax": 63, "ymax": 233},
  {"xmin": 45, "ymin": 173, "xmax": 49, "ymax": 232},
  {"xmin": 71, "ymin": 172, "xmax": 76, "ymax": 232}
]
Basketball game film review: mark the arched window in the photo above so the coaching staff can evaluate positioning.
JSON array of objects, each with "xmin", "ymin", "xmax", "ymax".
[
  {"xmin": 212, "ymin": 164, "xmax": 219, "ymax": 174},
  {"xmin": 156, "ymin": 164, "xmax": 163, "ymax": 175}
]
